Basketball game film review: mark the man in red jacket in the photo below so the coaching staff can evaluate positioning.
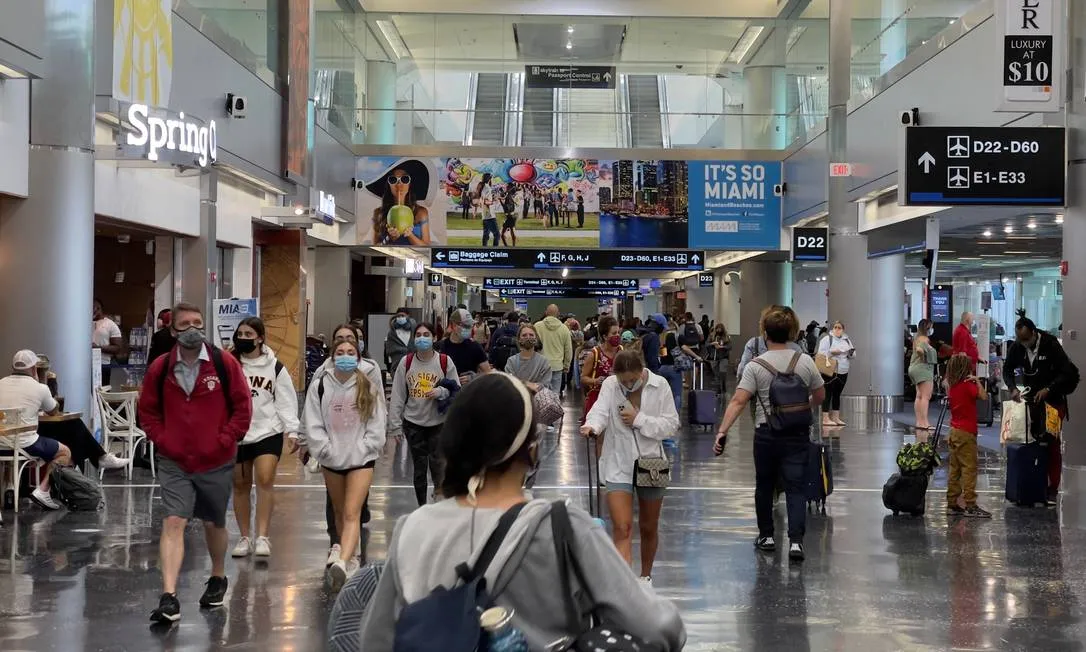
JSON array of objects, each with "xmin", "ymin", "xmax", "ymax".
[
  {"xmin": 139, "ymin": 302, "xmax": 252, "ymax": 624},
  {"xmin": 953, "ymin": 312, "xmax": 979, "ymax": 370}
]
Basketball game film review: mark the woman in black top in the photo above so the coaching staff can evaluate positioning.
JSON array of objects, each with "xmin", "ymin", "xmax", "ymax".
[{"xmin": 576, "ymin": 190, "xmax": 585, "ymax": 227}]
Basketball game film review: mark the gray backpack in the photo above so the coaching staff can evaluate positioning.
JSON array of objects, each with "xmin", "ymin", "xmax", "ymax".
[
  {"xmin": 753, "ymin": 352, "xmax": 813, "ymax": 433},
  {"xmin": 51, "ymin": 466, "xmax": 103, "ymax": 511}
]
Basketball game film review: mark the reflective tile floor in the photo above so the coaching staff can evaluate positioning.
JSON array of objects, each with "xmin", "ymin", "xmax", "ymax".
[{"xmin": 1, "ymin": 400, "xmax": 1085, "ymax": 651}]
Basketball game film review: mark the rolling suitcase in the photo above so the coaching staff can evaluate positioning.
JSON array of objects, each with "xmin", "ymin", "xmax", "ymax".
[
  {"xmin": 585, "ymin": 435, "xmax": 605, "ymax": 526},
  {"xmin": 805, "ymin": 414, "xmax": 833, "ymax": 514},
  {"xmin": 1005, "ymin": 405, "xmax": 1049, "ymax": 506},
  {"xmin": 977, "ymin": 395, "xmax": 994, "ymax": 427},
  {"xmin": 687, "ymin": 362, "xmax": 717, "ymax": 429},
  {"xmin": 883, "ymin": 399, "xmax": 948, "ymax": 516}
]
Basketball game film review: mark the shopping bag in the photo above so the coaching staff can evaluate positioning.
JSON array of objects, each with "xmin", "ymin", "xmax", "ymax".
[
  {"xmin": 1046, "ymin": 403, "xmax": 1063, "ymax": 438},
  {"xmin": 1000, "ymin": 400, "xmax": 1026, "ymax": 444}
]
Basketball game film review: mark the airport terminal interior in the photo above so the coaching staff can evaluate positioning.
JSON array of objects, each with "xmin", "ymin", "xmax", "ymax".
[{"xmin": 1, "ymin": 0, "xmax": 1086, "ymax": 650}]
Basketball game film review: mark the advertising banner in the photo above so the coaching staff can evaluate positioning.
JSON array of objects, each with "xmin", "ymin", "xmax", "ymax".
[
  {"xmin": 687, "ymin": 161, "xmax": 782, "ymax": 250},
  {"xmin": 356, "ymin": 156, "xmax": 449, "ymax": 246},
  {"xmin": 213, "ymin": 298, "xmax": 259, "ymax": 348}
]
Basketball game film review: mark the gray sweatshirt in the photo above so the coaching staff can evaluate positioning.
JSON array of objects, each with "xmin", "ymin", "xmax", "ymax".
[
  {"xmin": 300, "ymin": 368, "xmax": 386, "ymax": 470},
  {"xmin": 359, "ymin": 499, "xmax": 685, "ymax": 651},
  {"xmin": 387, "ymin": 352, "xmax": 460, "ymax": 437},
  {"xmin": 504, "ymin": 351, "xmax": 553, "ymax": 386}
]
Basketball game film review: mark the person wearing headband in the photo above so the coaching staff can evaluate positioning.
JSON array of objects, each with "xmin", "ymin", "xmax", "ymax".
[{"xmin": 360, "ymin": 373, "xmax": 685, "ymax": 651}]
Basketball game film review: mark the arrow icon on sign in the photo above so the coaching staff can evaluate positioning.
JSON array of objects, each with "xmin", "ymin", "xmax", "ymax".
[
  {"xmin": 918, "ymin": 152, "xmax": 936, "ymax": 173},
  {"xmin": 537, "ymin": 252, "xmax": 546, "ymax": 262},
  {"xmin": 603, "ymin": 71, "xmax": 612, "ymax": 82},
  {"xmin": 435, "ymin": 251, "xmax": 445, "ymax": 260},
  {"xmin": 691, "ymin": 254, "xmax": 701, "ymax": 264}
]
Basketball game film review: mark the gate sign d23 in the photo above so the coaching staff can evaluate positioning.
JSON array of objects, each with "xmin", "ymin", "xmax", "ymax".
[
  {"xmin": 900, "ymin": 126, "xmax": 1066, "ymax": 206},
  {"xmin": 698, "ymin": 273, "xmax": 714, "ymax": 288},
  {"xmin": 791, "ymin": 227, "xmax": 829, "ymax": 262}
]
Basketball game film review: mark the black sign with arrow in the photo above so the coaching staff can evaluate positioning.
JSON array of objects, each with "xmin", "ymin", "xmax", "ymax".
[
  {"xmin": 524, "ymin": 65, "xmax": 616, "ymax": 90},
  {"xmin": 431, "ymin": 248, "xmax": 704, "ymax": 271},
  {"xmin": 901, "ymin": 126, "xmax": 1066, "ymax": 206}
]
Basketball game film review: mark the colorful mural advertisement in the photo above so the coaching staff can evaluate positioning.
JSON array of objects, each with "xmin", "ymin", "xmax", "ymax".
[
  {"xmin": 442, "ymin": 158, "xmax": 600, "ymax": 248},
  {"xmin": 356, "ymin": 156, "xmax": 783, "ymax": 250}
]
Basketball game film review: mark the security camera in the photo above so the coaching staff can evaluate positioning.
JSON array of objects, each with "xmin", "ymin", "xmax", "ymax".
[
  {"xmin": 226, "ymin": 93, "xmax": 247, "ymax": 118},
  {"xmin": 773, "ymin": 183, "xmax": 786, "ymax": 197},
  {"xmin": 900, "ymin": 107, "xmax": 919, "ymax": 126}
]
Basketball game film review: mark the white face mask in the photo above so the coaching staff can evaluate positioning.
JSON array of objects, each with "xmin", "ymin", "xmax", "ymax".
[{"xmin": 620, "ymin": 377, "xmax": 643, "ymax": 394}]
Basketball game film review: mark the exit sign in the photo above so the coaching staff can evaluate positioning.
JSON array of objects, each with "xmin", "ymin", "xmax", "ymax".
[{"xmin": 830, "ymin": 162, "xmax": 853, "ymax": 177}]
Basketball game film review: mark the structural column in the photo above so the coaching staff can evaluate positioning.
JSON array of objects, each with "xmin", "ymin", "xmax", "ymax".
[
  {"xmin": 879, "ymin": 0, "xmax": 908, "ymax": 75},
  {"xmin": 366, "ymin": 60, "xmax": 397, "ymax": 145},
  {"xmin": 0, "ymin": 0, "xmax": 95, "ymax": 415},
  {"xmin": 182, "ymin": 170, "xmax": 219, "ymax": 321},
  {"xmin": 738, "ymin": 261, "xmax": 792, "ymax": 346},
  {"xmin": 313, "ymin": 246, "xmax": 351, "ymax": 335},
  {"xmin": 742, "ymin": 65, "xmax": 788, "ymax": 150}
]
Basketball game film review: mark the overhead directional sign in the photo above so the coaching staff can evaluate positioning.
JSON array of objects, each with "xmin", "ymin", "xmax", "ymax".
[
  {"xmin": 901, "ymin": 126, "xmax": 1066, "ymax": 206},
  {"xmin": 484, "ymin": 278, "xmax": 638, "ymax": 291},
  {"xmin": 698, "ymin": 273, "xmax": 714, "ymax": 288},
  {"xmin": 524, "ymin": 65, "xmax": 616, "ymax": 89},
  {"xmin": 431, "ymin": 248, "xmax": 704, "ymax": 271},
  {"xmin": 427, "ymin": 273, "xmax": 443, "ymax": 287},
  {"xmin": 500, "ymin": 288, "xmax": 629, "ymax": 299}
]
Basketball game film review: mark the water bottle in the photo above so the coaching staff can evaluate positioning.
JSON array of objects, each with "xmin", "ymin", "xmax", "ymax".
[{"xmin": 481, "ymin": 607, "xmax": 529, "ymax": 652}]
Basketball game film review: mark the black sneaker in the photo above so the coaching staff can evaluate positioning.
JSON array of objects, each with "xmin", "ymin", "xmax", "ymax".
[
  {"xmin": 788, "ymin": 542, "xmax": 805, "ymax": 562},
  {"xmin": 149, "ymin": 592, "xmax": 181, "ymax": 623},
  {"xmin": 962, "ymin": 505, "xmax": 992, "ymax": 519},
  {"xmin": 199, "ymin": 576, "xmax": 228, "ymax": 609},
  {"xmin": 754, "ymin": 536, "xmax": 776, "ymax": 552},
  {"xmin": 946, "ymin": 505, "xmax": 965, "ymax": 516}
]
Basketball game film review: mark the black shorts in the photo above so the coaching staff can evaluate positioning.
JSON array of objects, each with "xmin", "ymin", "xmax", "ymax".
[
  {"xmin": 502, "ymin": 217, "xmax": 517, "ymax": 229},
  {"xmin": 323, "ymin": 459, "xmax": 376, "ymax": 476},
  {"xmin": 236, "ymin": 433, "xmax": 284, "ymax": 464}
]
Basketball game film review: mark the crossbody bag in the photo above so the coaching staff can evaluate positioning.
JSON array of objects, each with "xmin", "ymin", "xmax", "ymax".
[{"xmin": 627, "ymin": 391, "xmax": 671, "ymax": 489}]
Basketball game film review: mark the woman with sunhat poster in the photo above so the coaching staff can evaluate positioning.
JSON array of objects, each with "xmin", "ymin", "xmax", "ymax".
[{"xmin": 360, "ymin": 158, "xmax": 444, "ymax": 246}]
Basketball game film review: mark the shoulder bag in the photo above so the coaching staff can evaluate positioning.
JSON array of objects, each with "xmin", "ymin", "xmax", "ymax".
[
  {"xmin": 550, "ymin": 502, "xmax": 662, "ymax": 652},
  {"xmin": 814, "ymin": 353, "xmax": 837, "ymax": 377},
  {"xmin": 630, "ymin": 405, "xmax": 671, "ymax": 489}
]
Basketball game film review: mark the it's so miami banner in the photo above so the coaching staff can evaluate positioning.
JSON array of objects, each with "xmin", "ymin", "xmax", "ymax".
[{"xmin": 687, "ymin": 161, "xmax": 783, "ymax": 250}]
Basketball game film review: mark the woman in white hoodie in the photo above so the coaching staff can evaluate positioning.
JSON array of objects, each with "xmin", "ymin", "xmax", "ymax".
[
  {"xmin": 300, "ymin": 338, "xmax": 387, "ymax": 591},
  {"xmin": 230, "ymin": 317, "xmax": 299, "ymax": 559}
]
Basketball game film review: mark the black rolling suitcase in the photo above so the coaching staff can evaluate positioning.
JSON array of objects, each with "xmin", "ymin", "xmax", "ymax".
[
  {"xmin": 687, "ymin": 362, "xmax": 717, "ymax": 429},
  {"xmin": 585, "ymin": 435, "xmax": 605, "ymax": 524},
  {"xmin": 883, "ymin": 399, "xmax": 948, "ymax": 516},
  {"xmin": 805, "ymin": 412, "xmax": 833, "ymax": 514}
]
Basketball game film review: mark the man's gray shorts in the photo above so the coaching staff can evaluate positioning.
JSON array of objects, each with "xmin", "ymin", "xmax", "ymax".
[{"xmin": 157, "ymin": 457, "xmax": 234, "ymax": 527}]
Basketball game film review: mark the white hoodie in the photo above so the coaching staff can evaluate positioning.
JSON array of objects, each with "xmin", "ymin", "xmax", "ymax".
[
  {"xmin": 239, "ymin": 348, "xmax": 300, "ymax": 445},
  {"xmin": 300, "ymin": 365, "xmax": 387, "ymax": 470}
]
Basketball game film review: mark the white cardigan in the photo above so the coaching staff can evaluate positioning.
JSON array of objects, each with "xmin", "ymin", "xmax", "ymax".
[{"xmin": 584, "ymin": 371, "xmax": 680, "ymax": 485}]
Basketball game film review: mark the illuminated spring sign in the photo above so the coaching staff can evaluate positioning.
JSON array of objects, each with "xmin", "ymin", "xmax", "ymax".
[{"xmin": 126, "ymin": 103, "xmax": 218, "ymax": 167}]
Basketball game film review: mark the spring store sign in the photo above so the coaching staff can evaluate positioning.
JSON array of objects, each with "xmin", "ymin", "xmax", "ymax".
[{"xmin": 126, "ymin": 103, "xmax": 217, "ymax": 168}]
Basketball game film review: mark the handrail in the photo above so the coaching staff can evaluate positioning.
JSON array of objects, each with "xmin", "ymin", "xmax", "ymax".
[{"xmin": 464, "ymin": 72, "xmax": 479, "ymax": 145}]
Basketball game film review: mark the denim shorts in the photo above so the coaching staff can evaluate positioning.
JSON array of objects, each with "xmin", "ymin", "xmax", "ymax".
[
  {"xmin": 21, "ymin": 437, "xmax": 61, "ymax": 462},
  {"xmin": 605, "ymin": 481, "xmax": 666, "ymax": 502}
]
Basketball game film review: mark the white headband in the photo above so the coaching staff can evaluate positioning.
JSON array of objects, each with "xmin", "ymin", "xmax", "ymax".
[{"xmin": 466, "ymin": 373, "xmax": 534, "ymax": 503}]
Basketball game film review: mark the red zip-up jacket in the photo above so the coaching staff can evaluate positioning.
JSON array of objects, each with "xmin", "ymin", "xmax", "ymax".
[{"xmin": 138, "ymin": 344, "xmax": 253, "ymax": 473}]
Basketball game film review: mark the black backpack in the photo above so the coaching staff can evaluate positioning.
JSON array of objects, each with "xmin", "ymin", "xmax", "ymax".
[
  {"xmin": 681, "ymin": 322, "xmax": 701, "ymax": 346},
  {"xmin": 488, "ymin": 328, "xmax": 519, "ymax": 371},
  {"xmin": 51, "ymin": 466, "xmax": 103, "ymax": 511},
  {"xmin": 753, "ymin": 352, "xmax": 813, "ymax": 432},
  {"xmin": 393, "ymin": 503, "xmax": 526, "ymax": 652},
  {"xmin": 156, "ymin": 345, "xmax": 233, "ymax": 417}
]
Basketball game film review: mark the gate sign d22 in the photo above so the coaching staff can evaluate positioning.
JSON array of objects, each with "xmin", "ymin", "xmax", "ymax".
[
  {"xmin": 686, "ymin": 161, "xmax": 783, "ymax": 250},
  {"xmin": 791, "ymin": 227, "xmax": 829, "ymax": 262},
  {"xmin": 900, "ymin": 126, "xmax": 1066, "ymax": 206}
]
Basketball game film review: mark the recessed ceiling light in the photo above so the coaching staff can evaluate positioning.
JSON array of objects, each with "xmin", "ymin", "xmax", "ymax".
[
  {"xmin": 567, "ymin": 25, "xmax": 574, "ymax": 33},
  {"xmin": 1004, "ymin": 226, "xmax": 1014, "ymax": 233},
  {"xmin": 1027, "ymin": 222, "xmax": 1037, "ymax": 229},
  {"xmin": 982, "ymin": 230, "xmax": 992, "ymax": 237},
  {"xmin": 1056, "ymin": 215, "xmax": 1064, "ymax": 224},
  {"xmin": 566, "ymin": 41, "xmax": 573, "ymax": 50},
  {"xmin": 1016, "ymin": 276, "xmax": 1023, "ymax": 281},
  {"xmin": 949, "ymin": 18, "xmax": 957, "ymax": 24}
]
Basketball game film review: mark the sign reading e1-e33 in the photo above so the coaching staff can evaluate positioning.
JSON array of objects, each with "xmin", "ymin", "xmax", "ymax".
[{"xmin": 902, "ymin": 126, "xmax": 1065, "ymax": 207}]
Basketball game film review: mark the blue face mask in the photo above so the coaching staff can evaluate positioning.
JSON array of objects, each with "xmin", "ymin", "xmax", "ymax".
[
  {"xmin": 460, "ymin": 327, "xmax": 473, "ymax": 340},
  {"xmin": 334, "ymin": 355, "xmax": 359, "ymax": 372},
  {"xmin": 395, "ymin": 317, "xmax": 409, "ymax": 328},
  {"xmin": 415, "ymin": 336, "xmax": 433, "ymax": 352}
]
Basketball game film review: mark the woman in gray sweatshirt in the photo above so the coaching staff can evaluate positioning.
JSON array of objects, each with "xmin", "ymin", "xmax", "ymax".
[
  {"xmin": 361, "ymin": 373, "xmax": 685, "ymax": 651},
  {"xmin": 300, "ymin": 339, "xmax": 386, "ymax": 592},
  {"xmin": 503, "ymin": 323, "xmax": 553, "ymax": 390}
]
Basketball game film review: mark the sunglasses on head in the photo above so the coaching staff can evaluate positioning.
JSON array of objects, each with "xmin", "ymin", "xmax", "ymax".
[{"xmin": 387, "ymin": 174, "xmax": 412, "ymax": 185}]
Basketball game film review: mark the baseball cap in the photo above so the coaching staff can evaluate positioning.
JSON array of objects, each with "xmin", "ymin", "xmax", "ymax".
[
  {"xmin": 451, "ymin": 308, "xmax": 472, "ymax": 325},
  {"xmin": 621, "ymin": 330, "xmax": 636, "ymax": 344},
  {"xmin": 12, "ymin": 350, "xmax": 38, "ymax": 370},
  {"xmin": 649, "ymin": 313, "xmax": 668, "ymax": 330}
]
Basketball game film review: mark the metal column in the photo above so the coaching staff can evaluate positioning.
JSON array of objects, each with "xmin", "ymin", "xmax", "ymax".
[{"xmin": 182, "ymin": 170, "xmax": 219, "ymax": 321}]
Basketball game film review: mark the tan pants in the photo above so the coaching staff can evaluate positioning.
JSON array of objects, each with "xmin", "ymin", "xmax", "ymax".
[{"xmin": 946, "ymin": 427, "xmax": 978, "ymax": 507}]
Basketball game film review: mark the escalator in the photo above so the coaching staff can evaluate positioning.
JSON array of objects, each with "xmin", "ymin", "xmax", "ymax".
[
  {"xmin": 626, "ymin": 74, "xmax": 664, "ymax": 148},
  {"xmin": 471, "ymin": 73, "xmax": 508, "ymax": 145},
  {"xmin": 520, "ymin": 86, "xmax": 555, "ymax": 146}
]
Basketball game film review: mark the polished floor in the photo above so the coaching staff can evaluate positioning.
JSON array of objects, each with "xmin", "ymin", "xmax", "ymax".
[{"xmin": 1, "ymin": 395, "xmax": 1085, "ymax": 651}]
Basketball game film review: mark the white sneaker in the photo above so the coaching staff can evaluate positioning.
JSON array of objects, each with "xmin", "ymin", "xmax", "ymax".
[
  {"xmin": 31, "ymin": 488, "xmax": 61, "ymax": 510},
  {"xmin": 98, "ymin": 453, "xmax": 130, "ymax": 470},
  {"xmin": 346, "ymin": 558, "xmax": 360, "ymax": 578},
  {"xmin": 326, "ymin": 544, "xmax": 341, "ymax": 568},
  {"xmin": 305, "ymin": 456, "xmax": 321, "ymax": 474},
  {"xmin": 327, "ymin": 560, "xmax": 348, "ymax": 592},
  {"xmin": 638, "ymin": 576, "xmax": 653, "ymax": 588},
  {"xmin": 231, "ymin": 536, "xmax": 252, "ymax": 558},
  {"xmin": 253, "ymin": 536, "xmax": 271, "ymax": 558}
]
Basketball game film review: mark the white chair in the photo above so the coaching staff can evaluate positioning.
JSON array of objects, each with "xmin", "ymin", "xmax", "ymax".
[
  {"xmin": 96, "ymin": 389, "xmax": 154, "ymax": 479},
  {"xmin": 0, "ymin": 439, "xmax": 42, "ymax": 516}
]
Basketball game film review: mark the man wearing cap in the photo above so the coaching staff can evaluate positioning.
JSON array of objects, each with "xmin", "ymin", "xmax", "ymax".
[
  {"xmin": 534, "ymin": 304, "xmax": 573, "ymax": 395},
  {"xmin": 440, "ymin": 308, "xmax": 491, "ymax": 385},
  {"xmin": 0, "ymin": 350, "xmax": 70, "ymax": 510}
]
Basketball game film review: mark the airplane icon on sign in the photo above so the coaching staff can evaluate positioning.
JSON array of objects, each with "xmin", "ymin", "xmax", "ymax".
[
  {"xmin": 948, "ymin": 166, "xmax": 970, "ymax": 189},
  {"xmin": 947, "ymin": 136, "xmax": 970, "ymax": 158}
]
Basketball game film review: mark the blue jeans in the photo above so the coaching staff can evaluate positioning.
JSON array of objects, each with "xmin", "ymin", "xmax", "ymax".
[
  {"xmin": 482, "ymin": 218, "xmax": 500, "ymax": 246},
  {"xmin": 546, "ymin": 369, "xmax": 564, "ymax": 394},
  {"xmin": 658, "ymin": 365, "xmax": 682, "ymax": 411},
  {"xmin": 753, "ymin": 426, "xmax": 809, "ymax": 541}
]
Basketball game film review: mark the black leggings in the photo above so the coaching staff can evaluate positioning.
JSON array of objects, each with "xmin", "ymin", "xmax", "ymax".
[{"xmin": 822, "ymin": 373, "xmax": 848, "ymax": 411}]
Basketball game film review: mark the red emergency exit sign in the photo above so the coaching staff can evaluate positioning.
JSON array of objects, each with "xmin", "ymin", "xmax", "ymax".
[{"xmin": 830, "ymin": 162, "xmax": 853, "ymax": 177}]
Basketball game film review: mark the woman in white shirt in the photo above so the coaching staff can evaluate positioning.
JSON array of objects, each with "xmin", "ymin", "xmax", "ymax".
[
  {"xmin": 580, "ymin": 350, "xmax": 680, "ymax": 584},
  {"xmin": 817, "ymin": 321, "xmax": 855, "ymax": 426},
  {"xmin": 229, "ymin": 317, "xmax": 299, "ymax": 559}
]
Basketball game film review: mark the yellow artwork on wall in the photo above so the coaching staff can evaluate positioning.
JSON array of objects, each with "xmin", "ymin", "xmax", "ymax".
[{"xmin": 113, "ymin": 0, "xmax": 173, "ymax": 106}]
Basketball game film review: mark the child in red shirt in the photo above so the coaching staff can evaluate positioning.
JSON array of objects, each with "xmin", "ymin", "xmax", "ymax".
[{"xmin": 945, "ymin": 354, "xmax": 991, "ymax": 518}]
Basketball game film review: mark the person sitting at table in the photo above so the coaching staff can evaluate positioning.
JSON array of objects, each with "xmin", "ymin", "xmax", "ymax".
[{"xmin": 0, "ymin": 350, "xmax": 72, "ymax": 510}]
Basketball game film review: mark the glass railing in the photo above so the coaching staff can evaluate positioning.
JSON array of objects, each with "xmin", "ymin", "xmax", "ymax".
[{"xmin": 330, "ymin": 108, "xmax": 825, "ymax": 150}]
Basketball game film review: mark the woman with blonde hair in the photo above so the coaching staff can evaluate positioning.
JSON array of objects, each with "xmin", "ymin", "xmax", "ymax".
[
  {"xmin": 908, "ymin": 318, "xmax": 938, "ymax": 439},
  {"xmin": 300, "ymin": 338, "xmax": 387, "ymax": 590}
]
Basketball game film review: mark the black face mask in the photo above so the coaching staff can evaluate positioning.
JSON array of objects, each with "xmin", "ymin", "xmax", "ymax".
[{"xmin": 234, "ymin": 337, "xmax": 259, "ymax": 354}]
